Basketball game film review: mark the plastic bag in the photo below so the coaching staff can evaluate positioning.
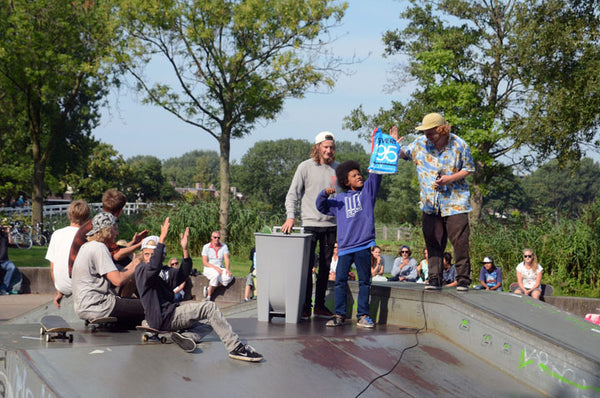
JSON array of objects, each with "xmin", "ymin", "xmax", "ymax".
[{"xmin": 368, "ymin": 127, "xmax": 400, "ymax": 174}]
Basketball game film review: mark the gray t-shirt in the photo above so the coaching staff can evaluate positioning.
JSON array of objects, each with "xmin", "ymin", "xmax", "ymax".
[
  {"xmin": 72, "ymin": 240, "xmax": 118, "ymax": 320},
  {"xmin": 285, "ymin": 158, "xmax": 338, "ymax": 227}
]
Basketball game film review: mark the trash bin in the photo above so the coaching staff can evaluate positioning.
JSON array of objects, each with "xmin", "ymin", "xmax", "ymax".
[{"xmin": 254, "ymin": 230, "xmax": 312, "ymax": 323}]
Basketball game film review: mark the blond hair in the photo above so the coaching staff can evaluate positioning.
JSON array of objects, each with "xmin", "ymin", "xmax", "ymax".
[
  {"xmin": 87, "ymin": 226, "xmax": 114, "ymax": 243},
  {"xmin": 311, "ymin": 142, "xmax": 336, "ymax": 164}
]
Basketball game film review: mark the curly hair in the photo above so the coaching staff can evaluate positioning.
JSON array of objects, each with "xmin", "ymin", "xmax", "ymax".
[
  {"xmin": 435, "ymin": 124, "xmax": 451, "ymax": 136},
  {"xmin": 87, "ymin": 226, "xmax": 114, "ymax": 243},
  {"xmin": 335, "ymin": 160, "xmax": 361, "ymax": 191}
]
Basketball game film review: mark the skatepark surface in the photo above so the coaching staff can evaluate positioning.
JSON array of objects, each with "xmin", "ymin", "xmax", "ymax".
[{"xmin": 1, "ymin": 284, "xmax": 599, "ymax": 397}]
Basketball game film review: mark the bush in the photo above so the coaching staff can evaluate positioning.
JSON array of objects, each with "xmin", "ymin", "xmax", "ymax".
[{"xmin": 123, "ymin": 199, "xmax": 280, "ymax": 258}]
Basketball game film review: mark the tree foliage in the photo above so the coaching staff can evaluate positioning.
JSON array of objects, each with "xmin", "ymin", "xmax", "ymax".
[
  {"xmin": 66, "ymin": 142, "xmax": 131, "ymax": 202},
  {"xmin": 126, "ymin": 155, "xmax": 179, "ymax": 202},
  {"xmin": 344, "ymin": 0, "xmax": 600, "ymax": 222},
  {"xmin": 163, "ymin": 150, "xmax": 220, "ymax": 188},
  {"xmin": 119, "ymin": 0, "xmax": 348, "ymax": 239},
  {"xmin": 521, "ymin": 158, "xmax": 600, "ymax": 219},
  {"xmin": 0, "ymin": 0, "xmax": 123, "ymax": 223},
  {"xmin": 231, "ymin": 139, "xmax": 311, "ymax": 215}
]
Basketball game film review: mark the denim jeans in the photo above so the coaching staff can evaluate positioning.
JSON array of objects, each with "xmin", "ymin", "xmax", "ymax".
[
  {"xmin": 334, "ymin": 248, "xmax": 371, "ymax": 318},
  {"xmin": 1, "ymin": 260, "xmax": 16, "ymax": 292},
  {"xmin": 171, "ymin": 300, "xmax": 240, "ymax": 352}
]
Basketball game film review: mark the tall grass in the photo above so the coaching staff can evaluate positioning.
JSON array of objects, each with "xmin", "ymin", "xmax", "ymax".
[{"xmin": 128, "ymin": 199, "xmax": 280, "ymax": 258}]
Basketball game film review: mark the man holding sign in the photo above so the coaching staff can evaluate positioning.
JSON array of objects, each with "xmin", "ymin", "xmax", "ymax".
[{"xmin": 391, "ymin": 113, "xmax": 475, "ymax": 291}]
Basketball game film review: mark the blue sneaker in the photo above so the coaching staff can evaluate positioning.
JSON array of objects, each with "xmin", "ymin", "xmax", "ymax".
[{"xmin": 357, "ymin": 315, "xmax": 375, "ymax": 328}]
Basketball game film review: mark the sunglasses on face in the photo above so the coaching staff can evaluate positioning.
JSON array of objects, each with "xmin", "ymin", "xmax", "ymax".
[
  {"xmin": 401, "ymin": 250, "xmax": 409, "ymax": 254},
  {"xmin": 212, "ymin": 236, "xmax": 220, "ymax": 239},
  {"xmin": 523, "ymin": 254, "xmax": 533, "ymax": 258},
  {"xmin": 170, "ymin": 262, "xmax": 178, "ymax": 266}
]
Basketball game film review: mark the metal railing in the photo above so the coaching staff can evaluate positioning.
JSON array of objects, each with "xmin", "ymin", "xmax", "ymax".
[{"xmin": 0, "ymin": 202, "xmax": 152, "ymax": 217}]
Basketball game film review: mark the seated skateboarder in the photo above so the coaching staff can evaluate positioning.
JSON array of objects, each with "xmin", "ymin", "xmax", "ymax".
[{"xmin": 134, "ymin": 217, "xmax": 263, "ymax": 362}]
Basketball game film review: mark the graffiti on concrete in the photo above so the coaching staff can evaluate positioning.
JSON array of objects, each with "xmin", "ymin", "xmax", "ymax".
[
  {"xmin": 0, "ymin": 361, "xmax": 56, "ymax": 398},
  {"xmin": 519, "ymin": 348, "xmax": 600, "ymax": 393}
]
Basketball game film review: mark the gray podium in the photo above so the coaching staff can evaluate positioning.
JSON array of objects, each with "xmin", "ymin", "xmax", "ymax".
[{"xmin": 254, "ymin": 232, "xmax": 312, "ymax": 323}]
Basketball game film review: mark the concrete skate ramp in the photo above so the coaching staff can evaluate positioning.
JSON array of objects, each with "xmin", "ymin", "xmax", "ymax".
[{"xmin": 1, "ymin": 285, "xmax": 599, "ymax": 397}]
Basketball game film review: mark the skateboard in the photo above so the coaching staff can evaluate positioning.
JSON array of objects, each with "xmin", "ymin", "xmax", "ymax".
[
  {"xmin": 136, "ymin": 325, "xmax": 171, "ymax": 344},
  {"xmin": 85, "ymin": 316, "xmax": 118, "ymax": 333},
  {"xmin": 40, "ymin": 315, "xmax": 74, "ymax": 343}
]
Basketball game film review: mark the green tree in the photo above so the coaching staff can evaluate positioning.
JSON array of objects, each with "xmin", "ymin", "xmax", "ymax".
[
  {"xmin": 66, "ymin": 142, "xmax": 131, "ymax": 202},
  {"xmin": 345, "ymin": 0, "xmax": 600, "ymax": 222},
  {"xmin": 231, "ymin": 139, "xmax": 312, "ymax": 214},
  {"xmin": 126, "ymin": 155, "xmax": 171, "ymax": 202},
  {"xmin": 119, "ymin": 0, "xmax": 348, "ymax": 240},
  {"xmin": 521, "ymin": 158, "xmax": 600, "ymax": 220},
  {"xmin": 163, "ymin": 150, "xmax": 220, "ymax": 188},
  {"xmin": 0, "ymin": 0, "xmax": 123, "ymax": 223}
]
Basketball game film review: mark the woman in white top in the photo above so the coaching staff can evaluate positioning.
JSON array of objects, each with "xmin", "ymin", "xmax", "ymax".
[{"xmin": 514, "ymin": 248, "xmax": 543, "ymax": 300}]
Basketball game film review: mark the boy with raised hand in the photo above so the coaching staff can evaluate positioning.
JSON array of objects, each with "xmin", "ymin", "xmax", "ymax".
[
  {"xmin": 316, "ymin": 160, "xmax": 382, "ymax": 329},
  {"xmin": 134, "ymin": 217, "xmax": 263, "ymax": 362}
]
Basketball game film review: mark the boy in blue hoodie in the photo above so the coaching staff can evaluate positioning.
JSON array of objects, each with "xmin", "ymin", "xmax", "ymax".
[{"xmin": 315, "ymin": 160, "xmax": 381, "ymax": 328}]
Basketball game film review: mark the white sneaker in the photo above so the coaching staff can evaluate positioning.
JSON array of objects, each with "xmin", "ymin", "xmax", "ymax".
[{"xmin": 203, "ymin": 286, "xmax": 208, "ymax": 297}]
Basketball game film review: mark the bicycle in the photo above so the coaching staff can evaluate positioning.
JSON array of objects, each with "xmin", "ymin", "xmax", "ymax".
[
  {"xmin": 31, "ymin": 222, "xmax": 50, "ymax": 246},
  {"xmin": 8, "ymin": 220, "xmax": 32, "ymax": 249}
]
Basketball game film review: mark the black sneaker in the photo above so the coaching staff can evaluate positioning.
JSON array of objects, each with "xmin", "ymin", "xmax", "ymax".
[
  {"xmin": 425, "ymin": 278, "xmax": 442, "ymax": 291},
  {"xmin": 229, "ymin": 343, "xmax": 263, "ymax": 362},
  {"xmin": 171, "ymin": 331, "xmax": 196, "ymax": 353}
]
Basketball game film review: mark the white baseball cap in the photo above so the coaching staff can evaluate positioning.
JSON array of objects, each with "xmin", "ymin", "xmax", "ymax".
[{"xmin": 314, "ymin": 131, "xmax": 335, "ymax": 144}]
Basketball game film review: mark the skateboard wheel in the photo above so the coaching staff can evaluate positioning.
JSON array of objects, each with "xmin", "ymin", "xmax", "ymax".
[
  {"xmin": 40, "ymin": 327, "xmax": 45, "ymax": 336},
  {"xmin": 160, "ymin": 336, "xmax": 167, "ymax": 344},
  {"xmin": 141, "ymin": 334, "xmax": 149, "ymax": 342},
  {"xmin": 68, "ymin": 334, "xmax": 74, "ymax": 343},
  {"xmin": 90, "ymin": 325, "xmax": 97, "ymax": 333},
  {"xmin": 45, "ymin": 334, "xmax": 52, "ymax": 343}
]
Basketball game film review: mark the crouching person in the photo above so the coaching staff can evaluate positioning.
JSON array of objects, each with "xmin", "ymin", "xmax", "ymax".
[
  {"xmin": 135, "ymin": 217, "xmax": 263, "ymax": 362},
  {"xmin": 72, "ymin": 212, "xmax": 145, "ymax": 328}
]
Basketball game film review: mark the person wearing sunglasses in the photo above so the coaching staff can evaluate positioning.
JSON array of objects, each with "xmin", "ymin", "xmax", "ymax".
[
  {"xmin": 201, "ymin": 231, "xmax": 233, "ymax": 301},
  {"xmin": 390, "ymin": 245, "xmax": 418, "ymax": 282},
  {"xmin": 514, "ymin": 249, "xmax": 543, "ymax": 300}
]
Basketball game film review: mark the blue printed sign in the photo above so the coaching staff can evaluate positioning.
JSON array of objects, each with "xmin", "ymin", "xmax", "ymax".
[{"xmin": 368, "ymin": 127, "xmax": 400, "ymax": 174}]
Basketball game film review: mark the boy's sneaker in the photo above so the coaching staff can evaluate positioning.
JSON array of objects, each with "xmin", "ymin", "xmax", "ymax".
[
  {"xmin": 425, "ymin": 278, "xmax": 442, "ymax": 291},
  {"xmin": 0, "ymin": 290, "xmax": 8, "ymax": 295},
  {"xmin": 171, "ymin": 331, "xmax": 196, "ymax": 353},
  {"xmin": 229, "ymin": 343, "xmax": 263, "ymax": 362},
  {"xmin": 313, "ymin": 306, "xmax": 334, "ymax": 318},
  {"xmin": 357, "ymin": 315, "xmax": 375, "ymax": 328},
  {"xmin": 326, "ymin": 315, "xmax": 345, "ymax": 327},
  {"xmin": 301, "ymin": 309, "xmax": 311, "ymax": 320}
]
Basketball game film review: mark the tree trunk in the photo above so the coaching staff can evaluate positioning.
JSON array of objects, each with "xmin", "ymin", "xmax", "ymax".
[
  {"xmin": 31, "ymin": 138, "xmax": 45, "ymax": 226},
  {"xmin": 218, "ymin": 129, "xmax": 231, "ymax": 242},
  {"xmin": 469, "ymin": 183, "xmax": 483, "ymax": 225}
]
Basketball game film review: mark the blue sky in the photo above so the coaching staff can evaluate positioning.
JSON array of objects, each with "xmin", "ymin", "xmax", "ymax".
[{"xmin": 94, "ymin": 1, "xmax": 409, "ymax": 162}]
